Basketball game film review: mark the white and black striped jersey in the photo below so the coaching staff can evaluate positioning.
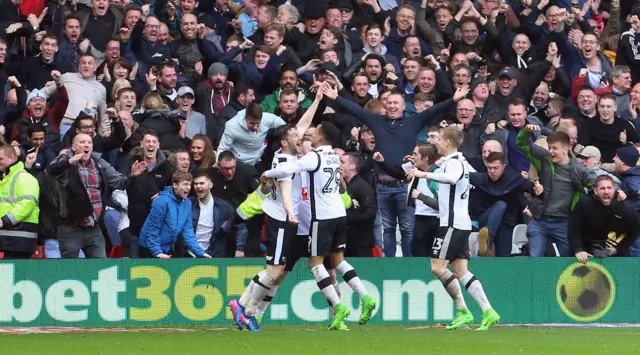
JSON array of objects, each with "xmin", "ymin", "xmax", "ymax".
[
  {"xmin": 428, "ymin": 152, "xmax": 472, "ymax": 230},
  {"xmin": 262, "ymin": 151, "xmax": 301, "ymax": 222},
  {"xmin": 265, "ymin": 145, "xmax": 346, "ymax": 220}
]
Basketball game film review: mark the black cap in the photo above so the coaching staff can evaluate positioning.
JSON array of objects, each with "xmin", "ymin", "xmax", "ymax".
[
  {"xmin": 365, "ymin": 53, "xmax": 386, "ymax": 68},
  {"xmin": 471, "ymin": 76, "xmax": 487, "ymax": 91},
  {"xmin": 361, "ymin": 124, "xmax": 371, "ymax": 132},
  {"xmin": 305, "ymin": 3, "xmax": 327, "ymax": 19},
  {"xmin": 149, "ymin": 51, "xmax": 170, "ymax": 65},
  {"xmin": 333, "ymin": 0, "xmax": 353, "ymax": 11},
  {"xmin": 318, "ymin": 61, "xmax": 338, "ymax": 74},
  {"xmin": 198, "ymin": 13, "xmax": 216, "ymax": 29}
]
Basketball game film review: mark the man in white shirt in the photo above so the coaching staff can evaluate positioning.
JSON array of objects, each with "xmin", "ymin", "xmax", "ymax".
[{"xmin": 188, "ymin": 169, "xmax": 236, "ymax": 257}]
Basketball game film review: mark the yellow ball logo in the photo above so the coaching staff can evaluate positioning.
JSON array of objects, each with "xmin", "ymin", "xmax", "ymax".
[{"xmin": 556, "ymin": 263, "xmax": 615, "ymax": 322}]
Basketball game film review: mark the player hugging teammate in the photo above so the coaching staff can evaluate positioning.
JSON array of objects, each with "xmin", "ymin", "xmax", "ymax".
[{"xmin": 230, "ymin": 121, "xmax": 376, "ymax": 331}]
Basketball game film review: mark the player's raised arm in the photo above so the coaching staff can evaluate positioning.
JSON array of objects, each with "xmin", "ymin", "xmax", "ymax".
[
  {"xmin": 264, "ymin": 151, "xmax": 320, "ymax": 179},
  {"xmin": 296, "ymin": 89, "xmax": 323, "ymax": 138},
  {"xmin": 407, "ymin": 159, "xmax": 464, "ymax": 185}
]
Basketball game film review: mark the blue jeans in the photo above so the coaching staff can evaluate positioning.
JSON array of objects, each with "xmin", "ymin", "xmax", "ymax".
[
  {"xmin": 527, "ymin": 217, "xmax": 570, "ymax": 257},
  {"xmin": 103, "ymin": 208, "xmax": 122, "ymax": 247},
  {"xmin": 478, "ymin": 201, "xmax": 513, "ymax": 257},
  {"xmin": 44, "ymin": 239, "xmax": 85, "ymax": 259},
  {"xmin": 377, "ymin": 183, "xmax": 414, "ymax": 257},
  {"xmin": 373, "ymin": 211, "xmax": 383, "ymax": 249},
  {"xmin": 628, "ymin": 237, "xmax": 640, "ymax": 256}
]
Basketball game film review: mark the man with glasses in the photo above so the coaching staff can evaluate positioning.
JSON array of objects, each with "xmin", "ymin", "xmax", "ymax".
[{"xmin": 382, "ymin": 4, "xmax": 431, "ymax": 59}]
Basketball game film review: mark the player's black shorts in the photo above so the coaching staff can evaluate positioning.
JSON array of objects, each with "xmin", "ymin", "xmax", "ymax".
[
  {"xmin": 431, "ymin": 227, "xmax": 471, "ymax": 261},
  {"xmin": 265, "ymin": 216, "xmax": 298, "ymax": 266},
  {"xmin": 310, "ymin": 217, "xmax": 347, "ymax": 257},
  {"xmin": 285, "ymin": 235, "xmax": 336, "ymax": 272}
]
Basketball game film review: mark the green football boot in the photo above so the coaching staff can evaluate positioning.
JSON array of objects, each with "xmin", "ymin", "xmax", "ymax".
[
  {"xmin": 358, "ymin": 295, "xmax": 377, "ymax": 325},
  {"xmin": 445, "ymin": 308, "xmax": 474, "ymax": 330},
  {"xmin": 334, "ymin": 321, "xmax": 350, "ymax": 331},
  {"xmin": 328, "ymin": 303, "xmax": 351, "ymax": 330},
  {"xmin": 475, "ymin": 308, "xmax": 500, "ymax": 331},
  {"xmin": 255, "ymin": 315, "xmax": 262, "ymax": 324}
]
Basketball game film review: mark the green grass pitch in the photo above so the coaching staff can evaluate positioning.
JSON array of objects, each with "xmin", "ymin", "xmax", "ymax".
[{"xmin": 1, "ymin": 326, "xmax": 639, "ymax": 355}]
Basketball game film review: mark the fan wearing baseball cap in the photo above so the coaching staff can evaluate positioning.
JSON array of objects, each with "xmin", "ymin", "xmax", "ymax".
[{"xmin": 576, "ymin": 146, "xmax": 620, "ymax": 184}]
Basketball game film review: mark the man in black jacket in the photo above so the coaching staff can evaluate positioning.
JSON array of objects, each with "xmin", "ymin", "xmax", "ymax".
[
  {"xmin": 569, "ymin": 175, "xmax": 640, "ymax": 263},
  {"xmin": 45, "ymin": 133, "xmax": 145, "ymax": 258},
  {"xmin": 341, "ymin": 152, "xmax": 376, "ymax": 257},
  {"xmin": 124, "ymin": 129, "xmax": 175, "ymax": 247},
  {"xmin": 210, "ymin": 151, "xmax": 261, "ymax": 257}
]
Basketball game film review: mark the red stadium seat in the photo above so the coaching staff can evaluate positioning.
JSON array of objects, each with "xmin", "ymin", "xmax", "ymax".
[
  {"xmin": 0, "ymin": 252, "xmax": 3, "ymax": 259},
  {"xmin": 109, "ymin": 244, "xmax": 123, "ymax": 258},
  {"xmin": 31, "ymin": 245, "xmax": 45, "ymax": 259},
  {"xmin": 373, "ymin": 245, "xmax": 382, "ymax": 257}
]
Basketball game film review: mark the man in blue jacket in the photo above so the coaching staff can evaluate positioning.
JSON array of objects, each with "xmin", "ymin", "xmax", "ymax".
[
  {"xmin": 188, "ymin": 169, "xmax": 240, "ymax": 258},
  {"xmin": 139, "ymin": 171, "xmax": 211, "ymax": 258}
]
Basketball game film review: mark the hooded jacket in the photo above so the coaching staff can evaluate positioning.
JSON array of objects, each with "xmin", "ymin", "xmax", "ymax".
[
  {"xmin": 139, "ymin": 186, "xmax": 205, "ymax": 257},
  {"xmin": 617, "ymin": 166, "xmax": 640, "ymax": 213},
  {"xmin": 195, "ymin": 79, "xmax": 232, "ymax": 121},
  {"xmin": 217, "ymin": 109, "xmax": 285, "ymax": 166}
]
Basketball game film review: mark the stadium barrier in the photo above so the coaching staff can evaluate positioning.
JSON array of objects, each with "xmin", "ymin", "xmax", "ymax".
[{"xmin": 1, "ymin": 258, "xmax": 638, "ymax": 326}]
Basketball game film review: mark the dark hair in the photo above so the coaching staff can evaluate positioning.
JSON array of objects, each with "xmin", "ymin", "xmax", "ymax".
[
  {"xmin": 365, "ymin": 22, "xmax": 384, "ymax": 35},
  {"xmin": 117, "ymin": 86, "xmax": 136, "ymax": 98},
  {"xmin": 404, "ymin": 56, "xmax": 424, "ymax": 66},
  {"xmin": 485, "ymin": 151, "xmax": 506, "ymax": 164},
  {"xmin": 218, "ymin": 150, "xmax": 236, "ymax": 162},
  {"xmin": 245, "ymin": 102, "xmax": 263, "ymax": 121},
  {"xmin": 27, "ymin": 123, "xmax": 46, "ymax": 138},
  {"xmin": 172, "ymin": 170, "xmax": 193, "ymax": 184},
  {"xmin": 125, "ymin": 6, "xmax": 143, "ymax": 15},
  {"xmin": 343, "ymin": 152, "xmax": 362, "ymax": 171},
  {"xmin": 255, "ymin": 44, "xmax": 275, "ymax": 56},
  {"xmin": 191, "ymin": 134, "xmax": 216, "ymax": 168},
  {"xmin": 577, "ymin": 85, "xmax": 595, "ymax": 95},
  {"xmin": 110, "ymin": 57, "xmax": 132, "ymax": 78},
  {"xmin": 234, "ymin": 80, "xmax": 253, "ymax": 100},
  {"xmin": 141, "ymin": 129, "xmax": 159, "ymax": 140},
  {"xmin": 65, "ymin": 15, "xmax": 81, "ymax": 26},
  {"xmin": 272, "ymin": 123, "xmax": 297, "ymax": 146},
  {"xmin": 323, "ymin": 26, "xmax": 343, "ymax": 43},
  {"xmin": 415, "ymin": 143, "xmax": 440, "ymax": 164},
  {"xmin": 193, "ymin": 168, "xmax": 213, "ymax": 181},
  {"xmin": 595, "ymin": 174, "xmax": 615, "ymax": 187},
  {"xmin": 547, "ymin": 131, "xmax": 571, "ymax": 146},
  {"xmin": 318, "ymin": 122, "xmax": 341, "ymax": 147},
  {"xmin": 156, "ymin": 62, "xmax": 175, "ymax": 76},
  {"xmin": 260, "ymin": 4, "xmax": 278, "ymax": 20}
]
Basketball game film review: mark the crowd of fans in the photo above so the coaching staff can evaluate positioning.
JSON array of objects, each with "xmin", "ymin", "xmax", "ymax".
[{"xmin": 0, "ymin": 0, "xmax": 638, "ymax": 260}]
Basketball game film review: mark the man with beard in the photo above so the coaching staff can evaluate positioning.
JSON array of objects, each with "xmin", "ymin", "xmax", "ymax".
[
  {"xmin": 261, "ymin": 69, "xmax": 312, "ymax": 114},
  {"xmin": 216, "ymin": 81, "xmax": 255, "ymax": 144},
  {"xmin": 195, "ymin": 62, "xmax": 232, "ymax": 124},
  {"xmin": 19, "ymin": 33, "xmax": 71, "ymax": 90},
  {"xmin": 186, "ymin": 169, "xmax": 236, "ymax": 257},
  {"xmin": 569, "ymin": 175, "xmax": 640, "ymax": 262},
  {"xmin": 578, "ymin": 94, "xmax": 640, "ymax": 163},
  {"xmin": 220, "ymin": 39, "xmax": 282, "ymax": 102},
  {"xmin": 169, "ymin": 14, "xmax": 203, "ymax": 86},
  {"xmin": 174, "ymin": 86, "xmax": 206, "ymax": 139},
  {"xmin": 125, "ymin": 129, "xmax": 175, "ymax": 257},
  {"xmin": 344, "ymin": 54, "xmax": 385, "ymax": 99},
  {"xmin": 76, "ymin": 0, "xmax": 124, "ymax": 52},
  {"xmin": 104, "ymin": 40, "xmax": 121, "ymax": 67},
  {"xmin": 483, "ymin": 99, "xmax": 547, "ymax": 173},
  {"xmin": 9, "ymin": 72, "xmax": 68, "ymax": 147},
  {"xmin": 149, "ymin": 62, "xmax": 179, "ymax": 109}
]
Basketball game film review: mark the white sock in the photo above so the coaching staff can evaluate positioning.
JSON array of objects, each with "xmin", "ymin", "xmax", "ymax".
[
  {"xmin": 335, "ymin": 260, "xmax": 368, "ymax": 297},
  {"xmin": 311, "ymin": 264, "xmax": 341, "ymax": 306},
  {"xmin": 458, "ymin": 272, "xmax": 491, "ymax": 311},
  {"xmin": 245, "ymin": 272, "xmax": 275, "ymax": 316},
  {"xmin": 328, "ymin": 280, "xmax": 341, "ymax": 316},
  {"xmin": 239, "ymin": 271, "xmax": 267, "ymax": 307},
  {"xmin": 437, "ymin": 269, "xmax": 467, "ymax": 310},
  {"xmin": 256, "ymin": 285, "xmax": 278, "ymax": 318}
]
